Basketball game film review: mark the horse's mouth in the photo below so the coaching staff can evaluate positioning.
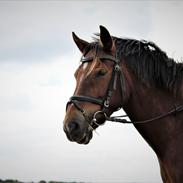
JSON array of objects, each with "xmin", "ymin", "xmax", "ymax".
[
  {"xmin": 77, "ymin": 131, "xmax": 93, "ymax": 145},
  {"xmin": 64, "ymin": 122, "xmax": 94, "ymax": 145}
]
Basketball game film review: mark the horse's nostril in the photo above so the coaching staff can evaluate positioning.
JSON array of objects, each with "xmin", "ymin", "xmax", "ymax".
[{"xmin": 67, "ymin": 121, "xmax": 79, "ymax": 133}]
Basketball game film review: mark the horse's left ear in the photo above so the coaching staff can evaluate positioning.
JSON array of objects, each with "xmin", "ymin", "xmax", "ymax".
[
  {"xmin": 99, "ymin": 25, "xmax": 113, "ymax": 51},
  {"xmin": 72, "ymin": 32, "xmax": 89, "ymax": 53}
]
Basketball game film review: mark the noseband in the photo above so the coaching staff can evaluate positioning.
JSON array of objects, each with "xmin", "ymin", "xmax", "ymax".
[{"xmin": 66, "ymin": 54, "xmax": 126, "ymax": 129}]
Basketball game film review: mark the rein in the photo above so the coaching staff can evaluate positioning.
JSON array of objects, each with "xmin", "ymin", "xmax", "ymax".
[
  {"xmin": 106, "ymin": 104, "xmax": 183, "ymax": 124},
  {"xmin": 66, "ymin": 53, "xmax": 183, "ymax": 129}
]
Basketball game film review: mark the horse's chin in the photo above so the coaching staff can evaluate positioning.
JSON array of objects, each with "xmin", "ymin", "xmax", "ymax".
[{"xmin": 77, "ymin": 131, "xmax": 93, "ymax": 145}]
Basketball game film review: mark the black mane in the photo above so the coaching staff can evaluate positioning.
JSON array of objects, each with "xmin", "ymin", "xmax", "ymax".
[
  {"xmin": 114, "ymin": 38, "xmax": 183, "ymax": 94},
  {"xmin": 85, "ymin": 36, "xmax": 183, "ymax": 95}
]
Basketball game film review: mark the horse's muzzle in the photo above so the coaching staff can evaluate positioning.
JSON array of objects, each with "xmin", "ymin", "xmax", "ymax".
[{"xmin": 63, "ymin": 118, "xmax": 93, "ymax": 144}]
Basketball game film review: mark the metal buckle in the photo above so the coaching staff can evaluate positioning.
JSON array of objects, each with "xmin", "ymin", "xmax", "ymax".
[
  {"xmin": 114, "ymin": 64, "xmax": 120, "ymax": 71},
  {"xmin": 104, "ymin": 100, "xmax": 110, "ymax": 108},
  {"xmin": 80, "ymin": 56, "xmax": 93, "ymax": 63}
]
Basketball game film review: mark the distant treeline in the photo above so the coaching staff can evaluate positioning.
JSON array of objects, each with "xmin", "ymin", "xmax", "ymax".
[{"xmin": 0, "ymin": 180, "xmax": 83, "ymax": 183}]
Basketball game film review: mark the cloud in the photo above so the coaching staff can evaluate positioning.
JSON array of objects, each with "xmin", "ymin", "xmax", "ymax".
[
  {"xmin": 0, "ymin": 94, "xmax": 33, "ymax": 112},
  {"xmin": 0, "ymin": 1, "xmax": 152, "ymax": 63},
  {"xmin": 0, "ymin": 2, "xmax": 77, "ymax": 62},
  {"xmin": 149, "ymin": 1, "xmax": 183, "ymax": 60}
]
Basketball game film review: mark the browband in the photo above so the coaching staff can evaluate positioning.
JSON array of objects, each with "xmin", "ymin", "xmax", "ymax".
[{"xmin": 81, "ymin": 54, "xmax": 118, "ymax": 63}]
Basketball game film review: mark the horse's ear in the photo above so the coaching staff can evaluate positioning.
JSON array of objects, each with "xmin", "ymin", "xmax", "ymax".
[
  {"xmin": 72, "ymin": 32, "xmax": 89, "ymax": 53},
  {"xmin": 99, "ymin": 25, "xmax": 113, "ymax": 51}
]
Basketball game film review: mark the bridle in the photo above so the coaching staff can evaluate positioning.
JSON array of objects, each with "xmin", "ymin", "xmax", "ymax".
[
  {"xmin": 66, "ymin": 53, "xmax": 126, "ymax": 129},
  {"xmin": 66, "ymin": 53, "xmax": 183, "ymax": 129}
]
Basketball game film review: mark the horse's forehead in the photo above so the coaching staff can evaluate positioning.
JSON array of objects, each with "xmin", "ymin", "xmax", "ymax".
[
  {"xmin": 78, "ymin": 49, "xmax": 106, "ymax": 76},
  {"xmin": 82, "ymin": 59, "xmax": 98, "ymax": 74},
  {"xmin": 90, "ymin": 58, "xmax": 98, "ymax": 70},
  {"xmin": 76, "ymin": 59, "xmax": 97, "ymax": 86}
]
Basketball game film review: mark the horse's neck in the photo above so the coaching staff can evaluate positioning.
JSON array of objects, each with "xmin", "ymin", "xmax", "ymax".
[{"xmin": 123, "ymin": 79, "xmax": 183, "ymax": 156}]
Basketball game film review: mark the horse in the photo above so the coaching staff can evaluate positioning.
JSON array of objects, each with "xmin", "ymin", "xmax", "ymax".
[{"xmin": 63, "ymin": 25, "xmax": 183, "ymax": 183}]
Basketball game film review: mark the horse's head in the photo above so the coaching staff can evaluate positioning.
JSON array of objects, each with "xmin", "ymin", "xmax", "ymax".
[{"xmin": 63, "ymin": 26, "xmax": 128, "ymax": 144}]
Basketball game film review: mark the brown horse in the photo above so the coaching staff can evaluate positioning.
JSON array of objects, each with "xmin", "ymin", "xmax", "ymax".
[{"xmin": 63, "ymin": 26, "xmax": 183, "ymax": 183}]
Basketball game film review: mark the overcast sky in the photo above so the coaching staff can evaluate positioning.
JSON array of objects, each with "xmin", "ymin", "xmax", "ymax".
[{"xmin": 0, "ymin": 1, "xmax": 183, "ymax": 183}]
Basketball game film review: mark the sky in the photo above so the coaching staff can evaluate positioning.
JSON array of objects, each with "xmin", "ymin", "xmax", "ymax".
[{"xmin": 0, "ymin": 1, "xmax": 183, "ymax": 183}]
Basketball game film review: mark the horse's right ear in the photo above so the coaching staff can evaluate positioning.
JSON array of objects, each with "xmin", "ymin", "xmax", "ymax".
[{"xmin": 72, "ymin": 32, "xmax": 89, "ymax": 53}]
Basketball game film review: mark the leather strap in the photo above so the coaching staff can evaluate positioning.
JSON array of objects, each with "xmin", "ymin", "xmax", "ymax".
[
  {"xmin": 70, "ymin": 95, "xmax": 104, "ymax": 106},
  {"xmin": 80, "ymin": 54, "xmax": 118, "ymax": 63}
]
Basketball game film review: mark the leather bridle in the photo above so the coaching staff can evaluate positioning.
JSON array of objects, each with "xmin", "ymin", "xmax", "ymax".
[
  {"xmin": 66, "ymin": 53, "xmax": 126, "ymax": 129},
  {"xmin": 66, "ymin": 53, "xmax": 183, "ymax": 129}
]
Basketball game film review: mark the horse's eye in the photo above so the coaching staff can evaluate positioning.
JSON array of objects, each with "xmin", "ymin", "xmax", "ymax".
[{"xmin": 96, "ymin": 69, "xmax": 107, "ymax": 77}]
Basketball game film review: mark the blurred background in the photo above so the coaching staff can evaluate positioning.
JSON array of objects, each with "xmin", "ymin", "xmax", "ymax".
[{"xmin": 0, "ymin": 1, "xmax": 183, "ymax": 182}]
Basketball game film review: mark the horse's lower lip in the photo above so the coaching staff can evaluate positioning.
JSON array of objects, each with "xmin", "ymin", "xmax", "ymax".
[
  {"xmin": 77, "ymin": 132, "xmax": 92, "ymax": 144},
  {"xmin": 77, "ymin": 137, "xmax": 88, "ymax": 144}
]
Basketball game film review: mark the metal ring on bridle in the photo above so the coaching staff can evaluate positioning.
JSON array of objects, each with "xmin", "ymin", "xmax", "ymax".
[{"xmin": 92, "ymin": 111, "xmax": 107, "ymax": 126}]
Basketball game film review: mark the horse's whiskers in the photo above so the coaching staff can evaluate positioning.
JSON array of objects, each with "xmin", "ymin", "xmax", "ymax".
[
  {"xmin": 93, "ymin": 129, "xmax": 100, "ymax": 136},
  {"xmin": 88, "ymin": 123, "xmax": 100, "ymax": 136}
]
